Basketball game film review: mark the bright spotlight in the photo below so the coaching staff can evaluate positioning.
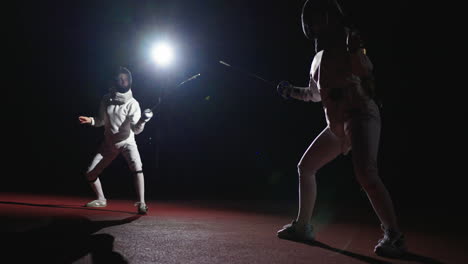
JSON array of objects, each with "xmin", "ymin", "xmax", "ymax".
[{"xmin": 151, "ymin": 42, "xmax": 174, "ymax": 66}]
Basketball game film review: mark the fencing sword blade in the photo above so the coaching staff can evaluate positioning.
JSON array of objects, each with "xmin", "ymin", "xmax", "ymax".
[
  {"xmin": 219, "ymin": 61, "xmax": 231, "ymax": 67},
  {"xmin": 219, "ymin": 60, "xmax": 275, "ymax": 87}
]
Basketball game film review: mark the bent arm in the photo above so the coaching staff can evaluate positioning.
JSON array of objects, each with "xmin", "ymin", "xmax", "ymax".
[
  {"xmin": 287, "ymin": 79, "xmax": 321, "ymax": 102},
  {"xmin": 350, "ymin": 48, "xmax": 373, "ymax": 78},
  {"xmin": 129, "ymin": 101, "xmax": 146, "ymax": 135},
  {"xmin": 350, "ymin": 49, "xmax": 377, "ymax": 99}
]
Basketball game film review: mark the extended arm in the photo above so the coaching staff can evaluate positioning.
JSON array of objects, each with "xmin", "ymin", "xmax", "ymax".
[
  {"xmin": 78, "ymin": 98, "xmax": 106, "ymax": 126},
  {"xmin": 277, "ymin": 79, "xmax": 321, "ymax": 102}
]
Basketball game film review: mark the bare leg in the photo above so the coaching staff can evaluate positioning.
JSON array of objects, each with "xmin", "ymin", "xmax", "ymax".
[
  {"xmin": 296, "ymin": 127, "xmax": 343, "ymax": 227},
  {"xmin": 349, "ymin": 103, "xmax": 400, "ymax": 231}
]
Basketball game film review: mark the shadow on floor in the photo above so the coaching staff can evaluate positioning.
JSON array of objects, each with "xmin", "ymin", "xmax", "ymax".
[
  {"xmin": 1, "ymin": 213, "xmax": 141, "ymax": 263},
  {"xmin": 286, "ymin": 239, "xmax": 445, "ymax": 264}
]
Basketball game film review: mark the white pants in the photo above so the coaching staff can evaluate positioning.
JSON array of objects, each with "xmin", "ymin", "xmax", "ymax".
[
  {"xmin": 299, "ymin": 99, "xmax": 381, "ymax": 186},
  {"xmin": 86, "ymin": 139, "xmax": 143, "ymax": 181}
]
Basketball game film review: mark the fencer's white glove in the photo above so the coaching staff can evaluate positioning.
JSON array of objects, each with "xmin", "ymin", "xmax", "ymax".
[
  {"xmin": 141, "ymin": 109, "xmax": 153, "ymax": 122},
  {"xmin": 133, "ymin": 109, "xmax": 153, "ymax": 134},
  {"xmin": 277, "ymin": 80, "xmax": 292, "ymax": 99}
]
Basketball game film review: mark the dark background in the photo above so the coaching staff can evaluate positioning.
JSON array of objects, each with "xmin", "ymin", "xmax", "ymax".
[{"xmin": 7, "ymin": 1, "xmax": 463, "ymax": 215}]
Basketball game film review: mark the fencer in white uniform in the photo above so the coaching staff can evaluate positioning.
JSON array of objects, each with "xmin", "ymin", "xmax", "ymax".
[
  {"xmin": 276, "ymin": 0, "xmax": 406, "ymax": 258},
  {"xmin": 79, "ymin": 66, "xmax": 153, "ymax": 214}
]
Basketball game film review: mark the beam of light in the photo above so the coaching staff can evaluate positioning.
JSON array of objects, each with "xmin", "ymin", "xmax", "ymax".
[{"xmin": 151, "ymin": 42, "xmax": 174, "ymax": 66}]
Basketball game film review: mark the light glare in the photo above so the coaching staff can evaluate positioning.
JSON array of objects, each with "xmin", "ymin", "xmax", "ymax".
[{"xmin": 151, "ymin": 42, "xmax": 174, "ymax": 66}]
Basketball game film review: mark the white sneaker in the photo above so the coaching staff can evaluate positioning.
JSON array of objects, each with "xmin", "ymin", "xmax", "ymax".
[
  {"xmin": 135, "ymin": 202, "xmax": 148, "ymax": 215},
  {"xmin": 277, "ymin": 220, "xmax": 315, "ymax": 242},
  {"xmin": 374, "ymin": 224, "xmax": 406, "ymax": 257},
  {"xmin": 84, "ymin": 199, "xmax": 107, "ymax": 207}
]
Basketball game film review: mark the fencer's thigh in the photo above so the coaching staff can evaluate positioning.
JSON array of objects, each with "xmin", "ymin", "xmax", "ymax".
[
  {"xmin": 121, "ymin": 143, "xmax": 143, "ymax": 172},
  {"xmin": 349, "ymin": 102, "xmax": 381, "ymax": 176},
  {"xmin": 298, "ymin": 127, "xmax": 344, "ymax": 172},
  {"xmin": 86, "ymin": 142, "xmax": 119, "ymax": 178}
]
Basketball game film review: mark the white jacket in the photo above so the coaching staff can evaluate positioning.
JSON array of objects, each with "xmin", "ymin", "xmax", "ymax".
[{"xmin": 91, "ymin": 89, "xmax": 146, "ymax": 145}]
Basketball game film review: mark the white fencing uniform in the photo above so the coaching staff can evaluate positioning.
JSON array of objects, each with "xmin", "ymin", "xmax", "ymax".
[
  {"xmin": 283, "ymin": 48, "xmax": 377, "ymax": 155},
  {"xmin": 86, "ymin": 89, "xmax": 147, "ymax": 181}
]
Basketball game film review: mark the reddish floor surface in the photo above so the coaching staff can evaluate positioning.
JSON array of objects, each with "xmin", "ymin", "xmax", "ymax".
[{"xmin": 0, "ymin": 193, "xmax": 465, "ymax": 264}]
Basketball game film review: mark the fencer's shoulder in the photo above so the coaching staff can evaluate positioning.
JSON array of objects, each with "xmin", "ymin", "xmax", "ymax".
[
  {"xmin": 312, "ymin": 50, "xmax": 323, "ymax": 62},
  {"xmin": 128, "ymin": 97, "xmax": 139, "ymax": 104},
  {"xmin": 314, "ymin": 50, "xmax": 324, "ymax": 59},
  {"xmin": 310, "ymin": 51, "xmax": 324, "ymax": 75},
  {"xmin": 127, "ymin": 97, "xmax": 140, "ymax": 109}
]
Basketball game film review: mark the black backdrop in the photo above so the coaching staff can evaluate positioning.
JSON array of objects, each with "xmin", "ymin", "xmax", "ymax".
[{"xmin": 6, "ymin": 1, "xmax": 463, "ymax": 217}]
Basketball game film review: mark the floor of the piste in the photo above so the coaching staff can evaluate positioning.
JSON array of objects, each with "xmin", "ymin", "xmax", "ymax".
[{"xmin": 0, "ymin": 192, "xmax": 464, "ymax": 264}]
